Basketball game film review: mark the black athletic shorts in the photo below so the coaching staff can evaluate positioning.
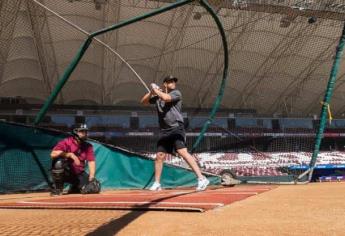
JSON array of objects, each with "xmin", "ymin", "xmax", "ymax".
[{"xmin": 157, "ymin": 124, "xmax": 187, "ymax": 154}]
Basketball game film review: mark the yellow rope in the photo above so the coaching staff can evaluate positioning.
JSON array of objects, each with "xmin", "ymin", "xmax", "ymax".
[{"xmin": 321, "ymin": 101, "xmax": 333, "ymax": 125}]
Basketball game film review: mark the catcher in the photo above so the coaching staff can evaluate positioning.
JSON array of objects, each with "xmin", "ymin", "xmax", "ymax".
[{"xmin": 50, "ymin": 123, "xmax": 100, "ymax": 196}]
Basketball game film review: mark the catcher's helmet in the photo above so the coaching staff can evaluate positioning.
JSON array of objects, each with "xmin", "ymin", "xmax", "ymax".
[
  {"xmin": 72, "ymin": 123, "xmax": 89, "ymax": 133},
  {"xmin": 71, "ymin": 123, "xmax": 89, "ymax": 142}
]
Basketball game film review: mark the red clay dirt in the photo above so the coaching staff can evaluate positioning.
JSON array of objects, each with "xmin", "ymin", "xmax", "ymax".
[{"xmin": 0, "ymin": 186, "xmax": 272, "ymax": 212}]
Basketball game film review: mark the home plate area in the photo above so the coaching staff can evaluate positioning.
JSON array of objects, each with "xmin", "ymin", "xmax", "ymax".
[{"xmin": 0, "ymin": 186, "xmax": 273, "ymax": 212}]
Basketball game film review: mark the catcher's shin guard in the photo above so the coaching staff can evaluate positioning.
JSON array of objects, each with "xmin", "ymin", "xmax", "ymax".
[{"xmin": 51, "ymin": 158, "xmax": 65, "ymax": 192}]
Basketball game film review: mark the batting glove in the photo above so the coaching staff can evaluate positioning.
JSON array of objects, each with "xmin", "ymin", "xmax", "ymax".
[{"xmin": 150, "ymin": 83, "xmax": 160, "ymax": 90}]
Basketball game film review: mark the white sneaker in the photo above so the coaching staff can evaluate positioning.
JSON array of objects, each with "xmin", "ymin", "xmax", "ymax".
[
  {"xmin": 149, "ymin": 182, "xmax": 162, "ymax": 191},
  {"xmin": 196, "ymin": 177, "xmax": 209, "ymax": 191}
]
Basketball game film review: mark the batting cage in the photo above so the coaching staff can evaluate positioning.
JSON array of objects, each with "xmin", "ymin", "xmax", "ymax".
[{"xmin": 1, "ymin": 0, "xmax": 345, "ymax": 193}]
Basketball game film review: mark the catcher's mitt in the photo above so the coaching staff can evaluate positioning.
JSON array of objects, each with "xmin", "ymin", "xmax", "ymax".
[{"xmin": 81, "ymin": 178, "xmax": 101, "ymax": 194}]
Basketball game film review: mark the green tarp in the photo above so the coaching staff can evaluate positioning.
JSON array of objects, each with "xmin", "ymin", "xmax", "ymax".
[{"xmin": 0, "ymin": 121, "xmax": 220, "ymax": 193}]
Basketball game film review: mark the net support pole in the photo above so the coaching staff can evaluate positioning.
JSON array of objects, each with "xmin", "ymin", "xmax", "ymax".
[
  {"xmin": 34, "ymin": 38, "xmax": 92, "ymax": 125},
  {"xmin": 307, "ymin": 22, "xmax": 345, "ymax": 181},
  {"xmin": 191, "ymin": 0, "xmax": 229, "ymax": 152},
  {"xmin": 34, "ymin": 0, "xmax": 194, "ymax": 125}
]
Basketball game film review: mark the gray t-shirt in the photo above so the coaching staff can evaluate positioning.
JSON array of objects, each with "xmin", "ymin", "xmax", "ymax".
[{"xmin": 149, "ymin": 89, "xmax": 184, "ymax": 130}]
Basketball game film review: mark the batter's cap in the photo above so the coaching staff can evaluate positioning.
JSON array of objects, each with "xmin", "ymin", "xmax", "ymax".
[{"xmin": 163, "ymin": 75, "xmax": 178, "ymax": 83}]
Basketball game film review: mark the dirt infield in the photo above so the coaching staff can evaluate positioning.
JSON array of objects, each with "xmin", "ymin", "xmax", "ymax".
[{"xmin": 0, "ymin": 183, "xmax": 344, "ymax": 236}]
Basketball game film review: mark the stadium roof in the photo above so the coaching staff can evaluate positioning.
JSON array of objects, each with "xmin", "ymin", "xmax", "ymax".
[{"xmin": 2, "ymin": 0, "xmax": 345, "ymax": 117}]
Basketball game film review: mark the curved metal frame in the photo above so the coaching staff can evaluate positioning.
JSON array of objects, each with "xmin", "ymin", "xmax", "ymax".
[
  {"xmin": 34, "ymin": 0, "xmax": 230, "ymax": 154},
  {"xmin": 191, "ymin": 0, "xmax": 229, "ymax": 152},
  {"xmin": 34, "ymin": 0, "xmax": 194, "ymax": 124}
]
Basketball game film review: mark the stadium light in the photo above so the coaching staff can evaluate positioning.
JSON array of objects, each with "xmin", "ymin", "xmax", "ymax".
[
  {"xmin": 308, "ymin": 16, "xmax": 317, "ymax": 24},
  {"xmin": 325, "ymin": 3, "xmax": 345, "ymax": 12},
  {"xmin": 193, "ymin": 6, "xmax": 221, "ymax": 21},
  {"xmin": 280, "ymin": 15, "xmax": 292, "ymax": 27},
  {"xmin": 94, "ymin": 0, "xmax": 107, "ymax": 10},
  {"xmin": 292, "ymin": 0, "xmax": 314, "ymax": 11},
  {"xmin": 232, "ymin": 0, "xmax": 247, "ymax": 9},
  {"xmin": 279, "ymin": 10, "xmax": 297, "ymax": 28},
  {"xmin": 193, "ymin": 12, "xmax": 202, "ymax": 20}
]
